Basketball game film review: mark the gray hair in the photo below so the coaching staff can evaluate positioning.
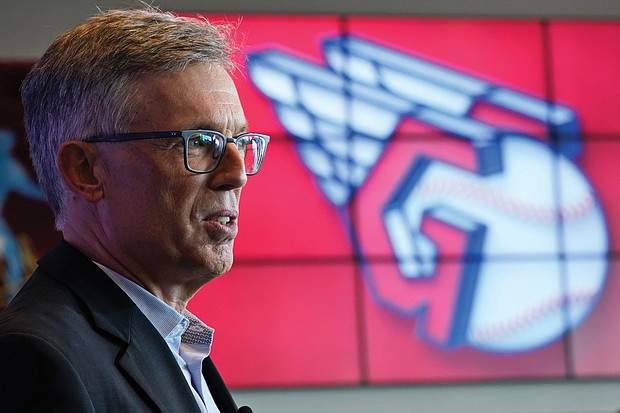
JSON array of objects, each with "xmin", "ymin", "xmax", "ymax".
[{"xmin": 21, "ymin": 8, "xmax": 238, "ymax": 229}]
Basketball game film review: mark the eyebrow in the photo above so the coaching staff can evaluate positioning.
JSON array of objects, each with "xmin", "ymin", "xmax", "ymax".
[{"xmin": 190, "ymin": 122, "xmax": 249, "ymax": 136}]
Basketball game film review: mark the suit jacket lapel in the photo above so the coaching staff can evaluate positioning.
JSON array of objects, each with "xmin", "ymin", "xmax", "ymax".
[
  {"xmin": 38, "ymin": 241, "xmax": 202, "ymax": 413},
  {"xmin": 117, "ymin": 325, "xmax": 201, "ymax": 413}
]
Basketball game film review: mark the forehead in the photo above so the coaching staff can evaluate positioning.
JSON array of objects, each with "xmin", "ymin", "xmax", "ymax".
[{"xmin": 128, "ymin": 64, "xmax": 247, "ymax": 134}]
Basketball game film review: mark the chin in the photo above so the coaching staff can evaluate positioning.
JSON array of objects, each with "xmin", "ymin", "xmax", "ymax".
[
  {"xmin": 205, "ymin": 250, "xmax": 234, "ymax": 277},
  {"xmin": 186, "ymin": 243, "xmax": 234, "ymax": 279}
]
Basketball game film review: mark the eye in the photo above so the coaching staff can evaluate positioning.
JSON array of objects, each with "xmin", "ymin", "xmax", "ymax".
[
  {"xmin": 188, "ymin": 133, "xmax": 212, "ymax": 148},
  {"xmin": 187, "ymin": 133, "xmax": 223, "ymax": 159}
]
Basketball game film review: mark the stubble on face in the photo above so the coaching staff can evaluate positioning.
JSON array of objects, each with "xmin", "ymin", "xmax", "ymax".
[{"xmin": 95, "ymin": 64, "xmax": 248, "ymax": 298}]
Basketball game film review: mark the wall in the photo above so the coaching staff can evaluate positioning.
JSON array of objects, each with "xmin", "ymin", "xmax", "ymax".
[
  {"xmin": 2, "ymin": 1, "xmax": 620, "ymax": 412},
  {"xmin": 2, "ymin": 0, "xmax": 620, "ymax": 60}
]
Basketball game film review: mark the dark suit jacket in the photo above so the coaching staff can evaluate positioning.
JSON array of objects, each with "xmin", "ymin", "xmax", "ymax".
[{"xmin": 0, "ymin": 241, "xmax": 241, "ymax": 413}]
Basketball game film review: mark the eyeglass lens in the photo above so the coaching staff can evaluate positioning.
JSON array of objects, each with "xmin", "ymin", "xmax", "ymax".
[{"xmin": 185, "ymin": 132, "xmax": 266, "ymax": 174}]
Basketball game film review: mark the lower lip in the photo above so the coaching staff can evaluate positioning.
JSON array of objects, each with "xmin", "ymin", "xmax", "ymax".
[{"xmin": 203, "ymin": 219, "xmax": 238, "ymax": 241}]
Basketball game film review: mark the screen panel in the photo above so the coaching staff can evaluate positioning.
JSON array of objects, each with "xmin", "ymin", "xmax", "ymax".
[
  {"xmin": 232, "ymin": 137, "xmax": 353, "ymax": 260},
  {"xmin": 550, "ymin": 21, "xmax": 620, "ymax": 135},
  {"xmin": 571, "ymin": 134, "xmax": 620, "ymax": 255},
  {"xmin": 188, "ymin": 262, "xmax": 361, "ymax": 387},
  {"xmin": 361, "ymin": 261, "xmax": 569, "ymax": 384},
  {"xmin": 571, "ymin": 257, "xmax": 620, "ymax": 378},
  {"xmin": 0, "ymin": 64, "xmax": 60, "ymax": 306},
  {"xmin": 346, "ymin": 17, "xmax": 548, "ymax": 109}
]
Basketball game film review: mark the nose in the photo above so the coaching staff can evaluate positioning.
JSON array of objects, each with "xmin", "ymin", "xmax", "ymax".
[{"xmin": 207, "ymin": 142, "xmax": 248, "ymax": 190}]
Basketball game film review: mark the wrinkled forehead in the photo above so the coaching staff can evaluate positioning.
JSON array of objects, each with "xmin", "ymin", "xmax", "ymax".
[{"xmin": 128, "ymin": 64, "xmax": 247, "ymax": 136}]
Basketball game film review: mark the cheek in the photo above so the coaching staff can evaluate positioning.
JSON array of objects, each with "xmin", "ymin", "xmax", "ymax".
[
  {"xmin": 153, "ymin": 180, "xmax": 193, "ymax": 222},
  {"xmin": 159, "ymin": 177, "xmax": 207, "ymax": 228},
  {"xmin": 105, "ymin": 166, "xmax": 181, "ymax": 227}
]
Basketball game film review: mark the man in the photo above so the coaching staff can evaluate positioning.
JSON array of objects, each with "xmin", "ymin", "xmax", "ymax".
[{"xmin": 0, "ymin": 8, "xmax": 268, "ymax": 413}]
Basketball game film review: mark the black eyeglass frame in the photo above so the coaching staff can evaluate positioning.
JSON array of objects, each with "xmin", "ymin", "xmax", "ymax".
[{"xmin": 83, "ymin": 130, "xmax": 270, "ymax": 175}]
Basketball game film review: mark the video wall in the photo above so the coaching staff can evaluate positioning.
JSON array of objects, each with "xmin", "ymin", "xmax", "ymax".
[{"xmin": 2, "ymin": 16, "xmax": 620, "ymax": 388}]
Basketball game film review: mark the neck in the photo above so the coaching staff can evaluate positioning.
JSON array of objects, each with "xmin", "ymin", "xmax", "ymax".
[{"xmin": 63, "ymin": 227, "xmax": 197, "ymax": 314}]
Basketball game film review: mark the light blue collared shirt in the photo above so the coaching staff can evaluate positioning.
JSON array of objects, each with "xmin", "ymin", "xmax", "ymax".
[{"xmin": 95, "ymin": 263, "xmax": 220, "ymax": 413}]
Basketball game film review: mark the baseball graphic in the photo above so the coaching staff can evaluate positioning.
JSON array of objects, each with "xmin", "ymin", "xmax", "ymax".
[
  {"xmin": 248, "ymin": 35, "xmax": 609, "ymax": 352},
  {"xmin": 382, "ymin": 134, "xmax": 607, "ymax": 351}
]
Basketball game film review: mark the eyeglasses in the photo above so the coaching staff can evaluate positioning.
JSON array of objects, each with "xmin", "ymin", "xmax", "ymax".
[{"xmin": 84, "ymin": 130, "xmax": 270, "ymax": 175}]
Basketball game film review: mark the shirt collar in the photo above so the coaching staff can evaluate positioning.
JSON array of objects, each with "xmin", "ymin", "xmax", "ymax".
[{"xmin": 94, "ymin": 262, "xmax": 214, "ymax": 348}]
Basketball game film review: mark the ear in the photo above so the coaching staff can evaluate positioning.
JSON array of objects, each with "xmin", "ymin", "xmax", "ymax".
[{"xmin": 57, "ymin": 140, "xmax": 104, "ymax": 202}]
